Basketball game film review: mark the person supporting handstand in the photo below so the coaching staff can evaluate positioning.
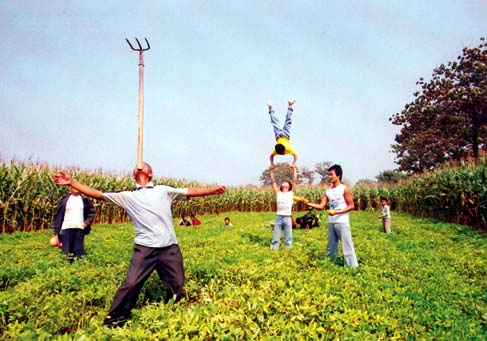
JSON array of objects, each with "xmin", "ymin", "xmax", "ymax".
[{"xmin": 268, "ymin": 99, "xmax": 297, "ymax": 170}]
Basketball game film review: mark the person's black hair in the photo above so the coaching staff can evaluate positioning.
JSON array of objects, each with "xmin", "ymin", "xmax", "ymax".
[
  {"xmin": 281, "ymin": 180, "xmax": 293, "ymax": 191},
  {"xmin": 275, "ymin": 143, "xmax": 285, "ymax": 155},
  {"xmin": 328, "ymin": 164, "xmax": 343, "ymax": 181}
]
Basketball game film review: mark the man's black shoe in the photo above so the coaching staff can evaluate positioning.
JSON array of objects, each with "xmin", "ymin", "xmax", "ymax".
[{"xmin": 103, "ymin": 315, "xmax": 129, "ymax": 329}]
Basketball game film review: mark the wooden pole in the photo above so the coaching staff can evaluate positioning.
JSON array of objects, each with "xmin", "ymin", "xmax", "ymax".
[
  {"xmin": 126, "ymin": 38, "xmax": 150, "ymax": 170},
  {"xmin": 137, "ymin": 50, "xmax": 144, "ymax": 170}
]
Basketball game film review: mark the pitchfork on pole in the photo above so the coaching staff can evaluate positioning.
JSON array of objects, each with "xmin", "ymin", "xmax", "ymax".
[{"xmin": 126, "ymin": 37, "xmax": 150, "ymax": 170}]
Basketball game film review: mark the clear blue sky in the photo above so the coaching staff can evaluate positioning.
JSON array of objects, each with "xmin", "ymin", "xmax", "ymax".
[{"xmin": 1, "ymin": 1, "xmax": 486, "ymax": 186}]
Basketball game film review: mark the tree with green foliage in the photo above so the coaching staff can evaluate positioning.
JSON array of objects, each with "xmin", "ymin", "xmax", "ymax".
[
  {"xmin": 390, "ymin": 38, "xmax": 487, "ymax": 173},
  {"xmin": 355, "ymin": 178, "xmax": 375, "ymax": 186},
  {"xmin": 260, "ymin": 163, "xmax": 303, "ymax": 186},
  {"xmin": 300, "ymin": 167, "xmax": 315, "ymax": 185},
  {"xmin": 314, "ymin": 161, "xmax": 332, "ymax": 184},
  {"xmin": 375, "ymin": 170, "xmax": 408, "ymax": 184}
]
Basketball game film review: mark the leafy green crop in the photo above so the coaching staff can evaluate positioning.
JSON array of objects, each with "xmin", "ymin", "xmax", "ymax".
[{"xmin": 0, "ymin": 211, "xmax": 486, "ymax": 339}]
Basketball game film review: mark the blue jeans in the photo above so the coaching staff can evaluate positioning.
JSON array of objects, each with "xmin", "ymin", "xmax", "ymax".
[
  {"xmin": 269, "ymin": 108, "xmax": 293, "ymax": 139},
  {"xmin": 271, "ymin": 215, "xmax": 293, "ymax": 249},
  {"xmin": 327, "ymin": 222, "xmax": 358, "ymax": 267}
]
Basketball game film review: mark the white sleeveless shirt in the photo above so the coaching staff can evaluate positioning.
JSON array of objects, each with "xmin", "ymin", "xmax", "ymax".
[
  {"xmin": 276, "ymin": 191, "xmax": 294, "ymax": 216},
  {"xmin": 326, "ymin": 184, "xmax": 350, "ymax": 223},
  {"xmin": 61, "ymin": 195, "xmax": 84, "ymax": 230}
]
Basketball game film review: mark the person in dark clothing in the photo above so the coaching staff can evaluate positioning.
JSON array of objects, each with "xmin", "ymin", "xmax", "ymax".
[
  {"xmin": 178, "ymin": 213, "xmax": 192, "ymax": 226},
  {"xmin": 296, "ymin": 209, "xmax": 320, "ymax": 230},
  {"xmin": 53, "ymin": 186, "xmax": 96, "ymax": 261}
]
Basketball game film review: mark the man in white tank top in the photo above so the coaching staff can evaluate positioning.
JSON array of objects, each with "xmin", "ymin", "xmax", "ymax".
[{"xmin": 306, "ymin": 164, "xmax": 358, "ymax": 267}]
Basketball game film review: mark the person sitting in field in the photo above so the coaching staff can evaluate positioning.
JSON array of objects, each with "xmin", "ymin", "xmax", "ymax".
[
  {"xmin": 190, "ymin": 213, "xmax": 201, "ymax": 226},
  {"xmin": 223, "ymin": 217, "xmax": 233, "ymax": 227},
  {"xmin": 296, "ymin": 209, "xmax": 320, "ymax": 230},
  {"xmin": 178, "ymin": 213, "xmax": 192, "ymax": 226},
  {"xmin": 268, "ymin": 99, "xmax": 297, "ymax": 170}
]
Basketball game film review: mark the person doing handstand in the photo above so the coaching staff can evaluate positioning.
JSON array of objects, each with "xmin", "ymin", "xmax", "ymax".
[{"xmin": 268, "ymin": 99, "xmax": 297, "ymax": 170}]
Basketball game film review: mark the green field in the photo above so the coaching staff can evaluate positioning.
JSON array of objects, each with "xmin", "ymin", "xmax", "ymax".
[{"xmin": 1, "ymin": 211, "xmax": 486, "ymax": 340}]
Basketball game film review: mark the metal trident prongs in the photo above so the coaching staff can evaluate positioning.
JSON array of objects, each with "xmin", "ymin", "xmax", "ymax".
[
  {"xmin": 126, "ymin": 38, "xmax": 150, "ymax": 170},
  {"xmin": 125, "ymin": 37, "xmax": 151, "ymax": 52}
]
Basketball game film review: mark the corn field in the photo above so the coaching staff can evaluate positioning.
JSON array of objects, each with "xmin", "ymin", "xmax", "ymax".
[
  {"xmin": 352, "ymin": 158, "xmax": 487, "ymax": 231},
  {"xmin": 1, "ymin": 158, "xmax": 486, "ymax": 233},
  {"xmin": 390, "ymin": 158, "xmax": 487, "ymax": 230},
  {"xmin": 0, "ymin": 160, "xmax": 322, "ymax": 233}
]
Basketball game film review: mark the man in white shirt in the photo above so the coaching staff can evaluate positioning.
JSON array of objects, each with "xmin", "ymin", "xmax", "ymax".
[
  {"xmin": 306, "ymin": 164, "xmax": 358, "ymax": 267},
  {"xmin": 53, "ymin": 162, "xmax": 226, "ymax": 328}
]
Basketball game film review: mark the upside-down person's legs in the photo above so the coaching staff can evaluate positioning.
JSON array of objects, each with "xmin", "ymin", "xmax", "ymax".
[
  {"xmin": 281, "ymin": 106, "xmax": 293, "ymax": 139},
  {"xmin": 269, "ymin": 109, "xmax": 283, "ymax": 139}
]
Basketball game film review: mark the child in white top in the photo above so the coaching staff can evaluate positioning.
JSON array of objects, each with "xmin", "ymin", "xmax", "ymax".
[{"xmin": 379, "ymin": 198, "xmax": 391, "ymax": 233}]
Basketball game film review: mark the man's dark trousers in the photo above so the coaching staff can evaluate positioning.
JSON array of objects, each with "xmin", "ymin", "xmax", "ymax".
[{"xmin": 107, "ymin": 243, "xmax": 185, "ymax": 319}]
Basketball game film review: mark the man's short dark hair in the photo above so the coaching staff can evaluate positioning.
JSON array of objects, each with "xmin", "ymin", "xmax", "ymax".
[
  {"xmin": 328, "ymin": 164, "xmax": 343, "ymax": 181},
  {"xmin": 275, "ymin": 143, "xmax": 285, "ymax": 155}
]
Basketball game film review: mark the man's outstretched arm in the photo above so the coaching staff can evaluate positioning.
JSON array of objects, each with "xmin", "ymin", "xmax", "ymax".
[
  {"xmin": 53, "ymin": 171, "xmax": 105, "ymax": 200},
  {"xmin": 187, "ymin": 186, "xmax": 226, "ymax": 198}
]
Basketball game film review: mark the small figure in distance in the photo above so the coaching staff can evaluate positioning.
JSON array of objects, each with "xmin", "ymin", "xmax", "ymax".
[
  {"xmin": 178, "ymin": 213, "xmax": 192, "ymax": 226},
  {"xmin": 223, "ymin": 217, "xmax": 233, "ymax": 227},
  {"xmin": 379, "ymin": 197, "xmax": 391, "ymax": 233},
  {"xmin": 190, "ymin": 213, "xmax": 201, "ymax": 226}
]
